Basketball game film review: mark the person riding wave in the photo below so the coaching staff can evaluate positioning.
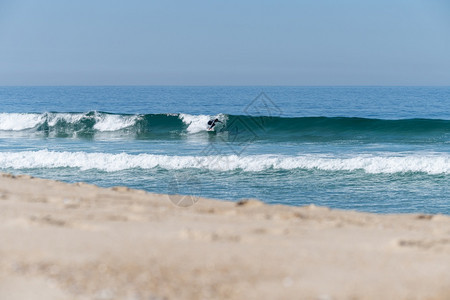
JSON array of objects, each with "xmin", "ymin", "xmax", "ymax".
[{"xmin": 207, "ymin": 118, "xmax": 222, "ymax": 130}]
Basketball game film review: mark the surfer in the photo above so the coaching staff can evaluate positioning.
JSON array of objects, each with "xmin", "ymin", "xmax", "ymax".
[{"xmin": 207, "ymin": 118, "xmax": 222, "ymax": 130}]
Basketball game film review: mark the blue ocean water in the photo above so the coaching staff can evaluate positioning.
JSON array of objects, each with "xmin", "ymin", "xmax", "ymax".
[{"xmin": 0, "ymin": 86, "xmax": 449, "ymax": 214}]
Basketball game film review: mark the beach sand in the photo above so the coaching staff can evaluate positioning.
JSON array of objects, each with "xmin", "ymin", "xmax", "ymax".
[{"xmin": 0, "ymin": 173, "xmax": 449, "ymax": 300}]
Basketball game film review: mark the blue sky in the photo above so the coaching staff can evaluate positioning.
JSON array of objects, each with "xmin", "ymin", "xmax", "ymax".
[{"xmin": 0, "ymin": 0, "xmax": 449, "ymax": 85}]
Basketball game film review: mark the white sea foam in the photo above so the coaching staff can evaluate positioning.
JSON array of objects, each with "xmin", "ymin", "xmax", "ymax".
[
  {"xmin": 0, "ymin": 112, "xmax": 140, "ymax": 132},
  {"xmin": 179, "ymin": 113, "xmax": 226, "ymax": 133},
  {"xmin": 93, "ymin": 113, "xmax": 141, "ymax": 131},
  {"xmin": 0, "ymin": 113, "xmax": 45, "ymax": 130},
  {"xmin": 46, "ymin": 113, "xmax": 86, "ymax": 127},
  {"xmin": 1, "ymin": 150, "xmax": 450, "ymax": 174}
]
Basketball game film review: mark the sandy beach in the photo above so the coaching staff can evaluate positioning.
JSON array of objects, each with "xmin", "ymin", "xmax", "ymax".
[{"xmin": 0, "ymin": 173, "xmax": 449, "ymax": 300}]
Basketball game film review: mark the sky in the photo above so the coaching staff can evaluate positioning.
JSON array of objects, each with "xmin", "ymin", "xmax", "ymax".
[{"xmin": 0, "ymin": 0, "xmax": 449, "ymax": 86}]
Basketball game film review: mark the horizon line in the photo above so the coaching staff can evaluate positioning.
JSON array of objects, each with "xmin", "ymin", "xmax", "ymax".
[{"xmin": 1, "ymin": 84, "xmax": 450, "ymax": 88}]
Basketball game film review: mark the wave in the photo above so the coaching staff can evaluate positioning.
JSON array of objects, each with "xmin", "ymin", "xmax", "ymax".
[
  {"xmin": 1, "ymin": 150, "xmax": 450, "ymax": 174},
  {"xmin": 0, "ymin": 112, "xmax": 449, "ymax": 142},
  {"xmin": 0, "ymin": 112, "xmax": 141, "ymax": 133}
]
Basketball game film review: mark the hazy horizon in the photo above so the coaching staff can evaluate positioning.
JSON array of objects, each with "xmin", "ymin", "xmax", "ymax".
[{"xmin": 1, "ymin": 84, "xmax": 450, "ymax": 87}]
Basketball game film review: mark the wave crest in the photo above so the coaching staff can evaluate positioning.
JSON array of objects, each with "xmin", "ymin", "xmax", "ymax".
[
  {"xmin": 0, "ymin": 112, "xmax": 140, "ymax": 133},
  {"xmin": 1, "ymin": 112, "xmax": 450, "ymax": 142},
  {"xmin": 1, "ymin": 150, "xmax": 450, "ymax": 174}
]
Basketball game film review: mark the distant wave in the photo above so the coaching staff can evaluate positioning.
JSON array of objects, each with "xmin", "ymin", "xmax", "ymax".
[
  {"xmin": 1, "ymin": 150, "xmax": 450, "ymax": 174},
  {"xmin": 0, "ymin": 112, "xmax": 449, "ymax": 142}
]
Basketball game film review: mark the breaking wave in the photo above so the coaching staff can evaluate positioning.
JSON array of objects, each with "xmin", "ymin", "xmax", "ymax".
[
  {"xmin": 1, "ymin": 150, "xmax": 450, "ymax": 174},
  {"xmin": 0, "ymin": 112, "xmax": 449, "ymax": 142}
]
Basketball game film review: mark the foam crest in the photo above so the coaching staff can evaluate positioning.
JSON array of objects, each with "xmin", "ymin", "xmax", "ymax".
[
  {"xmin": 0, "ymin": 112, "xmax": 141, "ymax": 132},
  {"xmin": 1, "ymin": 150, "xmax": 450, "ymax": 174},
  {"xmin": 0, "ymin": 113, "xmax": 45, "ymax": 130},
  {"xmin": 46, "ymin": 113, "xmax": 86, "ymax": 127},
  {"xmin": 93, "ymin": 113, "xmax": 141, "ymax": 131}
]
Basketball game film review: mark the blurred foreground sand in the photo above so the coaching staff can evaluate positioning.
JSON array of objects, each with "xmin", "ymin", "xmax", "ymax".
[{"xmin": 0, "ymin": 173, "xmax": 449, "ymax": 300}]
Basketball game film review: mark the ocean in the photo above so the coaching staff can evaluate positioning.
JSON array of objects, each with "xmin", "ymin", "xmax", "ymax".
[{"xmin": 0, "ymin": 86, "xmax": 449, "ymax": 214}]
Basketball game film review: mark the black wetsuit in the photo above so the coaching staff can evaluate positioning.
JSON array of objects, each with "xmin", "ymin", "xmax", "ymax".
[{"xmin": 208, "ymin": 119, "xmax": 221, "ymax": 129}]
